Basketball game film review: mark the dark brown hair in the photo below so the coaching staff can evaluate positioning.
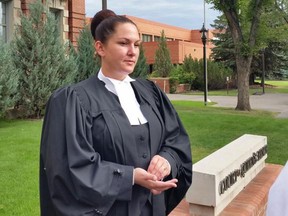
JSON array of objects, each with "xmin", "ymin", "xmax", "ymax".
[{"xmin": 90, "ymin": 9, "xmax": 138, "ymax": 44}]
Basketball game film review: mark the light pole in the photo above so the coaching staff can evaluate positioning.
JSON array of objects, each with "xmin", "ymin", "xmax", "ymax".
[
  {"xmin": 102, "ymin": 0, "xmax": 107, "ymax": 10},
  {"xmin": 200, "ymin": 23, "xmax": 208, "ymax": 106},
  {"xmin": 261, "ymin": 49, "xmax": 265, "ymax": 94},
  {"xmin": 200, "ymin": 1, "xmax": 208, "ymax": 106}
]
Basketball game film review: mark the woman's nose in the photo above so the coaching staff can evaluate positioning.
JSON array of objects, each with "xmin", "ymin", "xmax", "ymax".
[{"xmin": 128, "ymin": 45, "xmax": 137, "ymax": 56}]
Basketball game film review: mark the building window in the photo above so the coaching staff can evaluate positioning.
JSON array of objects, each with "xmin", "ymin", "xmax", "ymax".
[
  {"xmin": 0, "ymin": 1, "xmax": 7, "ymax": 42},
  {"xmin": 154, "ymin": 36, "xmax": 160, "ymax": 42},
  {"xmin": 142, "ymin": 34, "xmax": 152, "ymax": 42},
  {"xmin": 49, "ymin": 8, "xmax": 63, "ymax": 37}
]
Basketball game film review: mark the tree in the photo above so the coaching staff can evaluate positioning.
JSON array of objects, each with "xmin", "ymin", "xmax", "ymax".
[
  {"xmin": 207, "ymin": 0, "xmax": 276, "ymax": 110},
  {"xmin": 211, "ymin": 1, "xmax": 288, "ymax": 82},
  {"xmin": 131, "ymin": 44, "xmax": 149, "ymax": 78},
  {"xmin": 211, "ymin": 15, "xmax": 236, "ymax": 73},
  {"xmin": 11, "ymin": 0, "xmax": 77, "ymax": 118},
  {"xmin": 181, "ymin": 54, "xmax": 196, "ymax": 87},
  {"xmin": 0, "ymin": 41, "xmax": 19, "ymax": 117},
  {"xmin": 74, "ymin": 25, "xmax": 100, "ymax": 82},
  {"xmin": 154, "ymin": 30, "xmax": 173, "ymax": 77}
]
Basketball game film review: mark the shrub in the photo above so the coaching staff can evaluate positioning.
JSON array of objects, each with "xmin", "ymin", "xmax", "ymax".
[
  {"xmin": 192, "ymin": 59, "xmax": 232, "ymax": 90},
  {"xmin": 11, "ymin": 0, "xmax": 77, "ymax": 118},
  {"xmin": 0, "ymin": 41, "xmax": 19, "ymax": 117}
]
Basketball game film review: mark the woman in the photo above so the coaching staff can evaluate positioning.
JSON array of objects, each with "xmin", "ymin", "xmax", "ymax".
[{"xmin": 40, "ymin": 9, "xmax": 192, "ymax": 216}]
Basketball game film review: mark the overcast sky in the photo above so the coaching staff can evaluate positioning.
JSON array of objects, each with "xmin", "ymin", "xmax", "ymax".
[{"xmin": 85, "ymin": 0, "xmax": 222, "ymax": 30}]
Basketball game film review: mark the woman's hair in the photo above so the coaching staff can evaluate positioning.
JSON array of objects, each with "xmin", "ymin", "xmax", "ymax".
[{"xmin": 90, "ymin": 9, "xmax": 138, "ymax": 44}]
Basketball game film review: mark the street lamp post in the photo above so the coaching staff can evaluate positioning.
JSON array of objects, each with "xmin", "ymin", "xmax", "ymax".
[
  {"xmin": 200, "ymin": 23, "xmax": 208, "ymax": 106},
  {"xmin": 102, "ymin": 0, "xmax": 107, "ymax": 10},
  {"xmin": 261, "ymin": 50, "xmax": 265, "ymax": 94}
]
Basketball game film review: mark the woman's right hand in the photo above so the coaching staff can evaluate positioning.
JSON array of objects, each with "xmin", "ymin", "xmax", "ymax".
[{"xmin": 133, "ymin": 168, "xmax": 178, "ymax": 195}]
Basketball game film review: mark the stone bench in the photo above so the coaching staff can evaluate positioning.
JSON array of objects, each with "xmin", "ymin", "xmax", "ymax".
[{"xmin": 186, "ymin": 134, "xmax": 268, "ymax": 216}]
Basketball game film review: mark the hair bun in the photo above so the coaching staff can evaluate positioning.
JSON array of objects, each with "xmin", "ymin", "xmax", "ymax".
[{"xmin": 90, "ymin": 9, "xmax": 116, "ymax": 39}]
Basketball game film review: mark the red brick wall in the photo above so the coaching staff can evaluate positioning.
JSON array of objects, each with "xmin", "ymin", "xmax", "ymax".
[
  {"xmin": 126, "ymin": 15, "xmax": 192, "ymax": 42},
  {"xmin": 142, "ymin": 40, "xmax": 209, "ymax": 65},
  {"xmin": 21, "ymin": 0, "xmax": 36, "ymax": 15},
  {"xmin": 149, "ymin": 78, "xmax": 170, "ymax": 94},
  {"xmin": 68, "ymin": 0, "xmax": 86, "ymax": 46}
]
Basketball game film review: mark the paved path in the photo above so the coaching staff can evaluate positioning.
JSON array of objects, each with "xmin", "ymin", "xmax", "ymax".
[{"xmin": 167, "ymin": 93, "xmax": 288, "ymax": 118}]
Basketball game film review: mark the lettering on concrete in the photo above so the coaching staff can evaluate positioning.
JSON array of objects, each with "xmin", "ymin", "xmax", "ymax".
[{"xmin": 218, "ymin": 145, "xmax": 267, "ymax": 195}]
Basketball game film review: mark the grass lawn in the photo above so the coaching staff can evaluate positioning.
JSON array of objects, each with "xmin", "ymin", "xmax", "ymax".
[
  {"xmin": 0, "ymin": 120, "xmax": 42, "ymax": 215},
  {"xmin": 0, "ymin": 101, "xmax": 288, "ymax": 215}
]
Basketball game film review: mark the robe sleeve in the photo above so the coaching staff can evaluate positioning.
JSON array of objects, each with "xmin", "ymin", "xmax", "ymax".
[
  {"xmin": 40, "ymin": 86, "xmax": 133, "ymax": 215},
  {"xmin": 148, "ymin": 81, "xmax": 193, "ymax": 214}
]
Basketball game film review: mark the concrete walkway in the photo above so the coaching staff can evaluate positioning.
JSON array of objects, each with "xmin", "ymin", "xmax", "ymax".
[{"xmin": 167, "ymin": 93, "xmax": 288, "ymax": 118}]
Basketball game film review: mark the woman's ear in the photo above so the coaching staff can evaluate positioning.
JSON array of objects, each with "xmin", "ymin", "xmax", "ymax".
[{"xmin": 95, "ymin": 41, "xmax": 105, "ymax": 57}]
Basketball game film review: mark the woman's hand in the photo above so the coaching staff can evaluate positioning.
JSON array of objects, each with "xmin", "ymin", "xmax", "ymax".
[
  {"xmin": 147, "ymin": 155, "xmax": 171, "ymax": 181},
  {"xmin": 134, "ymin": 168, "xmax": 177, "ymax": 195}
]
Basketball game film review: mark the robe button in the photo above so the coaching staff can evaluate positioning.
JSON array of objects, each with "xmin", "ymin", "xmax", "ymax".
[
  {"xmin": 94, "ymin": 209, "xmax": 103, "ymax": 215},
  {"xmin": 142, "ymin": 153, "xmax": 147, "ymax": 159},
  {"xmin": 140, "ymin": 136, "xmax": 145, "ymax": 141},
  {"xmin": 113, "ymin": 169, "xmax": 122, "ymax": 176}
]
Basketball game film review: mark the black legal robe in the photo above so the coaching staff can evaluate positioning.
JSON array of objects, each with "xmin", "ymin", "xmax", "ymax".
[{"xmin": 40, "ymin": 75, "xmax": 192, "ymax": 216}]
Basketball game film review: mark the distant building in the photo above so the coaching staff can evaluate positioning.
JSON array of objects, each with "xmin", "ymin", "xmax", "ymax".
[
  {"xmin": 126, "ymin": 15, "xmax": 215, "ymax": 64},
  {"xmin": 0, "ymin": 0, "xmax": 86, "ymax": 46},
  {"xmin": 87, "ymin": 14, "xmax": 215, "ymax": 71}
]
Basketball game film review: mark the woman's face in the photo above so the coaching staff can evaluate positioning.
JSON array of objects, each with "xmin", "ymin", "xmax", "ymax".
[{"xmin": 96, "ymin": 22, "xmax": 141, "ymax": 80}]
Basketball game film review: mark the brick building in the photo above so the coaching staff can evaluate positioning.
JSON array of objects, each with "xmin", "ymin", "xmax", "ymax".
[
  {"xmin": 0, "ymin": 0, "xmax": 86, "ymax": 46},
  {"xmin": 126, "ymin": 15, "xmax": 215, "ymax": 65},
  {"xmin": 86, "ymin": 13, "xmax": 215, "ymax": 70}
]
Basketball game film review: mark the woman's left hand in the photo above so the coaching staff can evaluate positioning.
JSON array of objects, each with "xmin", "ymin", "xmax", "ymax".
[{"xmin": 147, "ymin": 155, "xmax": 171, "ymax": 181}]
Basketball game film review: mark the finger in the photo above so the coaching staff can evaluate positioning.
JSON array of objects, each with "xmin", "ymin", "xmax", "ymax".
[
  {"xmin": 147, "ymin": 155, "xmax": 160, "ymax": 173},
  {"xmin": 154, "ymin": 162, "xmax": 170, "ymax": 180},
  {"xmin": 148, "ymin": 156, "xmax": 168, "ymax": 177},
  {"xmin": 150, "ymin": 183, "xmax": 177, "ymax": 194},
  {"xmin": 134, "ymin": 168, "xmax": 157, "ymax": 186},
  {"xmin": 150, "ymin": 179, "xmax": 178, "ymax": 191}
]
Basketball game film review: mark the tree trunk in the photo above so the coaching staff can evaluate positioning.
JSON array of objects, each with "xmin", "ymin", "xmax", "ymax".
[{"xmin": 235, "ymin": 56, "xmax": 252, "ymax": 111}]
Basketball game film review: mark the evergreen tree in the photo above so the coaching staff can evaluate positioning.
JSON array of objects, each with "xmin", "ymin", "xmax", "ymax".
[
  {"xmin": 154, "ymin": 30, "xmax": 173, "ymax": 77},
  {"xmin": 181, "ymin": 54, "xmax": 196, "ymax": 87},
  {"xmin": 211, "ymin": 15, "xmax": 236, "ymax": 72},
  {"xmin": 0, "ymin": 41, "xmax": 19, "ymax": 117},
  {"xmin": 131, "ymin": 44, "xmax": 149, "ymax": 78},
  {"xmin": 11, "ymin": 0, "xmax": 77, "ymax": 118},
  {"xmin": 74, "ymin": 25, "xmax": 100, "ymax": 82}
]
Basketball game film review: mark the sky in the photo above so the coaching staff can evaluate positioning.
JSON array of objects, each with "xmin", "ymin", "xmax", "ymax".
[{"xmin": 85, "ymin": 0, "xmax": 222, "ymax": 30}]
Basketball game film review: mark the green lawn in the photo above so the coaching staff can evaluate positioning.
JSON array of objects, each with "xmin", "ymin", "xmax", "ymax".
[
  {"xmin": 172, "ymin": 101, "xmax": 288, "ymax": 164},
  {"xmin": 0, "ymin": 101, "xmax": 288, "ymax": 215},
  {"xmin": 0, "ymin": 120, "xmax": 42, "ymax": 215}
]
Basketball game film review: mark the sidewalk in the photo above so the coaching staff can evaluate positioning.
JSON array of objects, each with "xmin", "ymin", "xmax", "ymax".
[{"xmin": 167, "ymin": 93, "xmax": 288, "ymax": 118}]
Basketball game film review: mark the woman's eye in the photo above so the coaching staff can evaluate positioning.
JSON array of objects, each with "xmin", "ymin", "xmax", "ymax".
[{"xmin": 119, "ymin": 41, "xmax": 128, "ymax": 45}]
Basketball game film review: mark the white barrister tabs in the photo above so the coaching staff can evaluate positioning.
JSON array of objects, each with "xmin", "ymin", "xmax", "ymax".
[{"xmin": 186, "ymin": 134, "xmax": 268, "ymax": 216}]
